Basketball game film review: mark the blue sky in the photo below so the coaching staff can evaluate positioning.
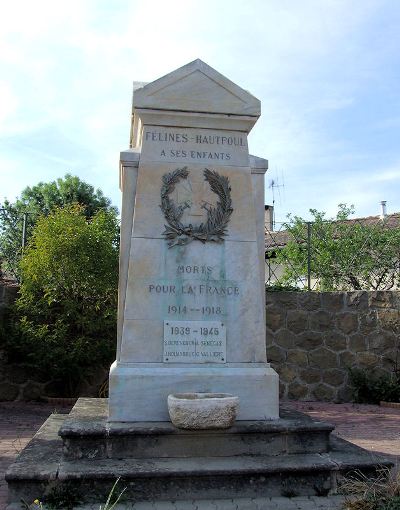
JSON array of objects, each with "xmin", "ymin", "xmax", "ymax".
[{"xmin": 1, "ymin": 0, "xmax": 399, "ymax": 223}]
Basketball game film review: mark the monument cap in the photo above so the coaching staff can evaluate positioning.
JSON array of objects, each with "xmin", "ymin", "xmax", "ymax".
[{"xmin": 132, "ymin": 58, "xmax": 261, "ymax": 117}]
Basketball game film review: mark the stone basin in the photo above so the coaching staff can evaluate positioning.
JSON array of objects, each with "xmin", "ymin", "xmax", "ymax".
[{"xmin": 167, "ymin": 392, "xmax": 239, "ymax": 430}]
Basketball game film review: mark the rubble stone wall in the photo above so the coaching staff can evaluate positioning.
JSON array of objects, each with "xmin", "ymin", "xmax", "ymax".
[
  {"xmin": 266, "ymin": 291, "xmax": 400, "ymax": 402},
  {"xmin": 2, "ymin": 284, "xmax": 399, "ymax": 402},
  {"xmin": 0, "ymin": 280, "xmax": 18, "ymax": 322}
]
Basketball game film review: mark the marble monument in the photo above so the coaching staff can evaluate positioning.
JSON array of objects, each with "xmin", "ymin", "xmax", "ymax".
[{"xmin": 109, "ymin": 59, "xmax": 279, "ymax": 422}]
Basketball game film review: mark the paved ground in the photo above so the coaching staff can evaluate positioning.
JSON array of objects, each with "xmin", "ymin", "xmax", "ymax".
[
  {"xmin": 285, "ymin": 401, "xmax": 400, "ymax": 468},
  {"xmin": 0, "ymin": 402, "xmax": 71, "ymax": 510},
  {"xmin": 1, "ymin": 400, "xmax": 400, "ymax": 509},
  {"xmin": 68, "ymin": 495, "xmax": 348, "ymax": 509}
]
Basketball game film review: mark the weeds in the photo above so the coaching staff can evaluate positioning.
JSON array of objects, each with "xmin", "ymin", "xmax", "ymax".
[
  {"xmin": 341, "ymin": 467, "xmax": 400, "ymax": 510},
  {"xmin": 22, "ymin": 478, "xmax": 127, "ymax": 509},
  {"xmin": 99, "ymin": 478, "xmax": 126, "ymax": 510}
]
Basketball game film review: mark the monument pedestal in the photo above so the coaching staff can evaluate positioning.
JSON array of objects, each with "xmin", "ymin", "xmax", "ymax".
[
  {"xmin": 109, "ymin": 362, "xmax": 279, "ymax": 421},
  {"xmin": 6, "ymin": 399, "xmax": 392, "ymax": 508}
]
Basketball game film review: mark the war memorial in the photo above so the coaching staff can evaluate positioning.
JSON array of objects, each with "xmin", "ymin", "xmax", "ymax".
[{"xmin": 6, "ymin": 60, "xmax": 390, "ymax": 509}]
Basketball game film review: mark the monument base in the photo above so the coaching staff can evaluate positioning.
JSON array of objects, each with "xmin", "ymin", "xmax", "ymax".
[
  {"xmin": 6, "ymin": 398, "xmax": 393, "ymax": 509},
  {"xmin": 108, "ymin": 361, "xmax": 279, "ymax": 421}
]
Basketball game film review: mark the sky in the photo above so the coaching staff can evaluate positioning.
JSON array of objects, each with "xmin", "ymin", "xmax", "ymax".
[{"xmin": 1, "ymin": 0, "xmax": 399, "ymax": 224}]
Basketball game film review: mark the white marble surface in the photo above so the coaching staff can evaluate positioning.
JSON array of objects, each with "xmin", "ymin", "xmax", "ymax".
[
  {"xmin": 120, "ymin": 238, "xmax": 266, "ymax": 363},
  {"xmin": 140, "ymin": 126, "xmax": 249, "ymax": 167},
  {"xmin": 133, "ymin": 59, "xmax": 260, "ymax": 117},
  {"xmin": 116, "ymin": 153, "xmax": 139, "ymax": 359},
  {"xmin": 109, "ymin": 60, "xmax": 279, "ymax": 422},
  {"xmin": 163, "ymin": 320, "xmax": 227, "ymax": 364},
  {"xmin": 109, "ymin": 362, "xmax": 279, "ymax": 421},
  {"xmin": 131, "ymin": 163, "xmax": 258, "ymax": 242},
  {"xmin": 133, "ymin": 109, "xmax": 259, "ymax": 135}
]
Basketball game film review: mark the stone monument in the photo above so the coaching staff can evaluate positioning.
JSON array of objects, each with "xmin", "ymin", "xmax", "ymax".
[
  {"xmin": 6, "ymin": 60, "xmax": 391, "ymax": 509},
  {"xmin": 109, "ymin": 58, "xmax": 279, "ymax": 422}
]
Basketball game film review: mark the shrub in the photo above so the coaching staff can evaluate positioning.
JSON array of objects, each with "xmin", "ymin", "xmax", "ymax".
[
  {"xmin": 5, "ymin": 204, "xmax": 119, "ymax": 396},
  {"xmin": 275, "ymin": 204, "xmax": 400, "ymax": 291},
  {"xmin": 0, "ymin": 173, "xmax": 118, "ymax": 279},
  {"xmin": 349, "ymin": 368, "xmax": 400, "ymax": 404}
]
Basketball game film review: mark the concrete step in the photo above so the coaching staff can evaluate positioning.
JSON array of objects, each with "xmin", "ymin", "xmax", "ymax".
[{"xmin": 59, "ymin": 399, "xmax": 334, "ymax": 460}]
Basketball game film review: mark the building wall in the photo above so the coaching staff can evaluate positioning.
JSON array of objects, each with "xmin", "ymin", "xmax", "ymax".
[{"xmin": 266, "ymin": 291, "xmax": 400, "ymax": 401}]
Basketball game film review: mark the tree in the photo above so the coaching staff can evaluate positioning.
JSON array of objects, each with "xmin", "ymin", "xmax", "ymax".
[
  {"xmin": 4, "ymin": 205, "xmax": 119, "ymax": 396},
  {"xmin": 0, "ymin": 174, "xmax": 118, "ymax": 279},
  {"xmin": 274, "ymin": 204, "xmax": 400, "ymax": 291}
]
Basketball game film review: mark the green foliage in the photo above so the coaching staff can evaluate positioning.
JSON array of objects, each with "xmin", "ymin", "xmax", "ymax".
[
  {"xmin": 0, "ymin": 174, "xmax": 118, "ymax": 279},
  {"xmin": 22, "ymin": 479, "xmax": 126, "ymax": 510},
  {"xmin": 379, "ymin": 497, "xmax": 400, "ymax": 510},
  {"xmin": 5, "ymin": 205, "xmax": 119, "ymax": 396},
  {"xmin": 275, "ymin": 204, "xmax": 400, "ymax": 291},
  {"xmin": 42, "ymin": 483, "xmax": 82, "ymax": 510},
  {"xmin": 349, "ymin": 368, "xmax": 400, "ymax": 404}
]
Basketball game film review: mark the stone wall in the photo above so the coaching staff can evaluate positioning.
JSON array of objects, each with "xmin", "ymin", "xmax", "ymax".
[
  {"xmin": 0, "ymin": 280, "xmax": 56, "ymax": 400},
  {"xmin": 2, "ymin": 284, "xmax": 399, "ymax": 402},
  {"xmin": 266, "ymin": 291, "xmax": 400, "ymax": 402},
  {"xmin": 0, "ymin": 279, "xmax": 26, "ymax": 400},
  {"xmin": 0, "ymin": 279, "xmax": 18, "ymax": 322}
]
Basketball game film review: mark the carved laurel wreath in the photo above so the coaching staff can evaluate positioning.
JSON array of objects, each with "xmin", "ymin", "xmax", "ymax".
[{"xmin": 160, "ymin": 167, "xmax": 233, "ymax": 247}]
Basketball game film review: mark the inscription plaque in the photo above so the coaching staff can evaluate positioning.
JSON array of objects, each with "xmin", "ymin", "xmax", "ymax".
[
  {"xmin": 163, "ymin": 320, "xmax": 226, "ymax": 363},
  {"xmin": 141, "ymin": 126, "xmax": 249, "ymax": 166}
]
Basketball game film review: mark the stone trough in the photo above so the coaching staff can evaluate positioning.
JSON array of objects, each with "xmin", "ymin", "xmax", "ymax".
[{"xmin": 167, "ymin": 392, "xmax": 239, "ymax": 429}]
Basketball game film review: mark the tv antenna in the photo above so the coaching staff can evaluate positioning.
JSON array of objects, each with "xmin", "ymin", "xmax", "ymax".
[{"xmin": 268, "ymin": 172, "xmax": 285, "ymax": 228}]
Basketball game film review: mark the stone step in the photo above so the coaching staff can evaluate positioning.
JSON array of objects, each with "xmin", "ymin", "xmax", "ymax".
[
  {"xmin": 3, "ymin": 456, "xmax": 338, "ymax": 504},
  {"xmin": 6, "ymin": 413, "xmax": 391, "ymax": 506},
  {"xmin": 59, "ymin": 399, "xmax": 334, "ymax": 460}
]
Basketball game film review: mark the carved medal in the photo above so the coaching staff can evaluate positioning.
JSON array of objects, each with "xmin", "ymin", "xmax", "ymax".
[{"xmin": 160, "ymin": 167, "xmax": 233, "ymax": 247}]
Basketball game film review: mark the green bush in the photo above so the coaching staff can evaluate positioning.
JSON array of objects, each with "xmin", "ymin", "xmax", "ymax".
[
  {"xmin": 349, "ymin": 368, "xmax": 400, "ymax": 404},
  {"xmin": 4, "ymin": 204, "xmax": 119, "ymax": 396},
  {"xmin": 275, "ymin": 204, "xmax": 400, "ymax": 291},
  {"xmin": 0, "ymin": 173, "xmax": 118, "ymax": 279}
]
